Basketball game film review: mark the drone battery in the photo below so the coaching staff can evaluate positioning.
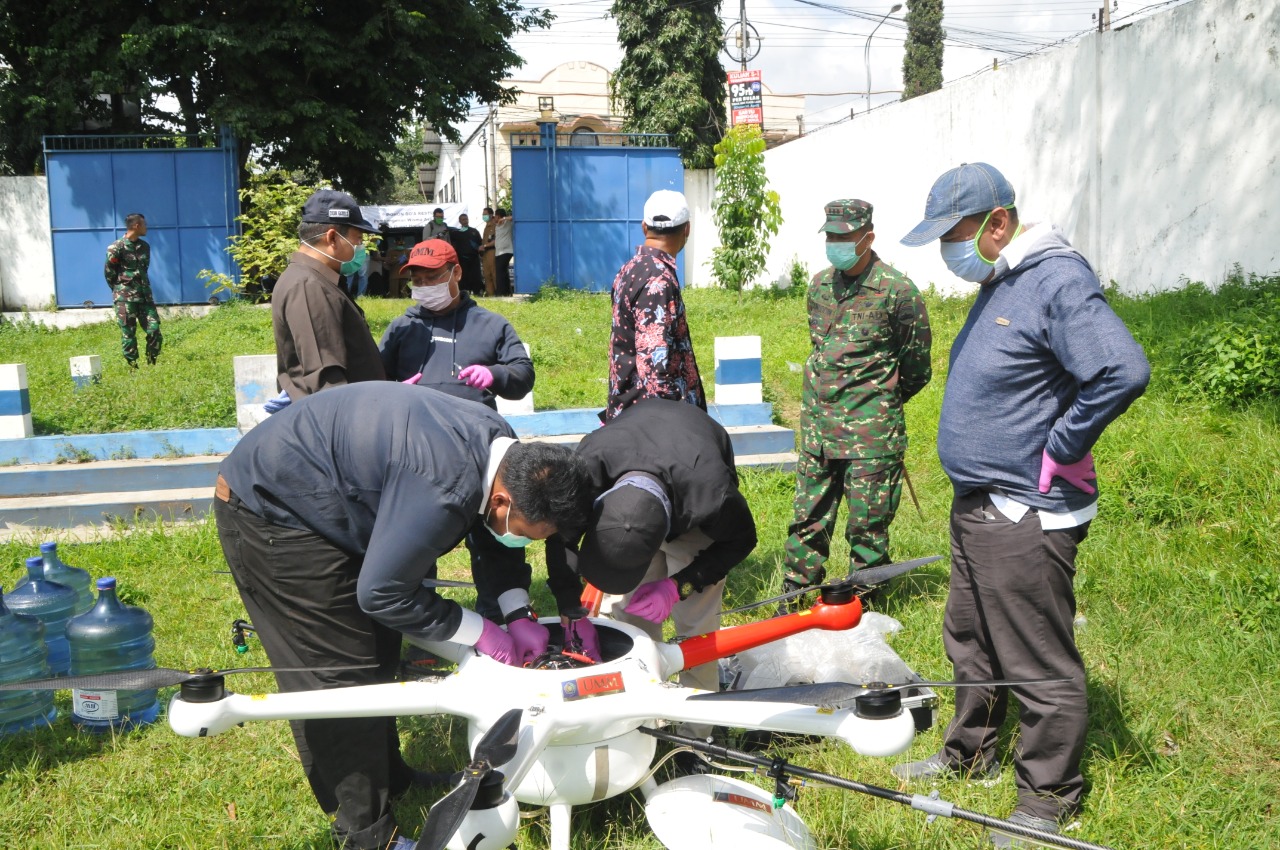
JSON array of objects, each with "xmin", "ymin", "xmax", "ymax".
[{"xmin": 899, "ymin": 686, "xmax": 938, "ymax": 733}]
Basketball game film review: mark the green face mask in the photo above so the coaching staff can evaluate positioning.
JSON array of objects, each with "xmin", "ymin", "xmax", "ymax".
[
  {"xmin": 825, "ymin": 233, "xmax": 869, "ymax": 271},
  {"xmin": 482, "ymin": 215, "xmax": 491, "ymax": 222},
  {"xmin": 337, "ymin": 233, "xmax": 367, "ymax": 277}
]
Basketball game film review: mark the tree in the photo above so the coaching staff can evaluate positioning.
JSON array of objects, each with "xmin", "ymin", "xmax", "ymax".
[
  {"xmin": 901, "ymin": 0, "xmax": 945, "ymax": 101},
  {"xmin": 609, "ymin": 0, "xmax": 726, "ymax": 169},
  {"xmin": 709, "ymin": 124, "xmax": 781, "ymax": 292},
  {"xmin": 0, "ymin": 1, "xmax": 550, "ymax": 197},
  {"xmin": 198, "ymin": 172, "xmax": 324, "ymax": 300}
]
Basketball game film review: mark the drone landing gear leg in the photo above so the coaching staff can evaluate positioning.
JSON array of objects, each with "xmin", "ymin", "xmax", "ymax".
[{"xmin": 549, "ymin": 803, "xmax": 574, "ymax": 850}]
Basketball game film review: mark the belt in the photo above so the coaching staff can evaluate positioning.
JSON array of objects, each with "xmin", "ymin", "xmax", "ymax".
[{"xmin": 215, "ymin": 474, "xmax": 235, "ymax": 504}]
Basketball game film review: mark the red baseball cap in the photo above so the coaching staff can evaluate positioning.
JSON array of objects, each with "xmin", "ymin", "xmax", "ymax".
[{"xmin": 401, "ymin": 239, "xmax": 458, "ymax": 274}]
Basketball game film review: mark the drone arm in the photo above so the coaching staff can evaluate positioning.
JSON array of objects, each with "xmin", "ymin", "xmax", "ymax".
[
  {"xmin": 677, "ymin": 598, "xmax": 862, "ymax": 671},
  {"xmin": 167, "ymin": 678, "xmax": 483, "ymax": 738},
  {"xmin": 634, "ymin": 689, "xmax": 916, "ymax": 758}
]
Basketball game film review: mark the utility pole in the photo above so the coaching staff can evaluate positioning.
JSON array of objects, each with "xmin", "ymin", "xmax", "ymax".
[
  {"xmin": 738, "ymin": 0, "xmax": 749, "ymax": 71},
  {"xmin": 1097, "ymin": 3, "xmax": 1112, "ymax": 32}
]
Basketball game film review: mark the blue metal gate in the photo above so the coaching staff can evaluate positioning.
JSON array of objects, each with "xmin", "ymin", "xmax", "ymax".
[
  {"xmin": 511, "ymin": 128, "xmax": 683, "ymax": 293},
  {"xmin": 44, "ymin": 129, "xmax": 241, "ymax": 307}
]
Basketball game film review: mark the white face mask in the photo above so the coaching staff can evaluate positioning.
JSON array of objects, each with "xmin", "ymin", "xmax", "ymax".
[{"xmin": 411, "ymin": 282, "xmax": 454, "ymax": 312}]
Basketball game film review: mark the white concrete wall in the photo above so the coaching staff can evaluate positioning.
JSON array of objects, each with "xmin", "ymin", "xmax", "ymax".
[
  {"xmin": 0, "ymin": 177, "xmax": 56, "ymax": 311},
  {"xmin": 683, "ymin": 168, "xmax": 715, "ymax": 288},
  {"xmin": 749, "ymin": 0, "xmax": 1279, "ymax": 294}
]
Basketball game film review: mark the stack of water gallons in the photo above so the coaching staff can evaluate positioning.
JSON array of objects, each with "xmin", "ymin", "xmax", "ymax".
[{"xmin": 0, "ymin": 542, "xmax": 159, "ymax": 735}]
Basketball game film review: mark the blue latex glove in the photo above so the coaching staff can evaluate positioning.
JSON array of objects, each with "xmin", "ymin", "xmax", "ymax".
[
  {"xmin": 1038, "ymin": 449, "xmax": 1097, "ymax": 494},
  {"xmin": 624, "ymin": 578, "xmax": 680, "ymax": 624},
  {"xmin": 263, "ymin": 390, "xmax": 291, "ymax": 414},
  {"xmin": 507, "ymin": 617, "xmax": 550, "ymax": 665},
  {"xmin": 563, "ymin": 617, "xmax": 602, "ymax": 662},
  {"xmin": 475, "ymin": 619, "xmax": 518, "ymax": 666}
]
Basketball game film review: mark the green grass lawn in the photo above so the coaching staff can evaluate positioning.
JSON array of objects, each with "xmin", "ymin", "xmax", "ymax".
[{"xmin": 1, "ymin": 283, "xmax": 1278, "ymax": 849}]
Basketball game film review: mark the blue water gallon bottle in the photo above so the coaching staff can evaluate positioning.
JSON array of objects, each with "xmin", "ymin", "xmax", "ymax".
[
  {"xmin": 39, "ymin": 542, "xmax": 94, "ymax": 615},
  {"xmin": 66, "ymin": 577, "xmax": 159, "ymax": 732},
  {"xmin": 0, "ymin": 587, "xmax": 56, "ymax": 735},
  {"xmin": 2, "ymin": 557, "xmax": 77, "ymax": 676}
]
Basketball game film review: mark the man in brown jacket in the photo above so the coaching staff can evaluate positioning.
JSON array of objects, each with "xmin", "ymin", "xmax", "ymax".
[
  {"xmin": 479, "ymin": 206, "xmax": 497, "ymax": 296},
  {"xmin": 271, "ymin": 189, "xmax": 387, "ymax": 401}
]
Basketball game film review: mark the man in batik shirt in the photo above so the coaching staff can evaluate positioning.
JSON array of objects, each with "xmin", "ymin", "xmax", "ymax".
[{"xmin": 604, "ymin": 189, "xmax": 705, "ymax": 422}]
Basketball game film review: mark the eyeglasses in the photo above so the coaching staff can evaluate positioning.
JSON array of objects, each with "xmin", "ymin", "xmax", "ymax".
[{"xmin": 410, "ymin": 268, "xmax": 452, "ymax": 286}]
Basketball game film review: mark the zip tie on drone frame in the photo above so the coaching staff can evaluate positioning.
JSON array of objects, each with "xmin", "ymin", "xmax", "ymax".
[{"xmin": 639, "ymin": 727, "xmax": 1116, "ymax": 850}]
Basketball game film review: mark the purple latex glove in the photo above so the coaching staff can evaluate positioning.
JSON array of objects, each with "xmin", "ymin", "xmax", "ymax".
[
  {"xmin": 1038, "ymin": 449, "xmax": 1097, "ymax": 494},
  {"xmin": 507, "ymin": 617, "xmax": 550, "ymax": 665},
  {"xmin": 401, "ymin": 372, "xmax": 423, "ymax": 385},
  {"xmin": 457, "ymin": 364, "xmax": 494, "ymax": 390},
  {"xmin": 475, "ymin": 619, "xmax": 518, "ymax": 666},
  {"xmin": 563, "ymin": 617, "xmax": 602, "ymax": 662},
  {"xmin": 624, "ymin": 578, "xmax": 680, "ymax": 624}
]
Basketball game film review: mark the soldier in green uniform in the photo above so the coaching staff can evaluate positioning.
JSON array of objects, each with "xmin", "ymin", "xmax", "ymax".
[
  {"xmin": 781, "ymin": 199, "xmax": 932, "ymax": 601},
  {"xmin": 104, "ymin": 212, "xmax": 162, "ymax": 367}
]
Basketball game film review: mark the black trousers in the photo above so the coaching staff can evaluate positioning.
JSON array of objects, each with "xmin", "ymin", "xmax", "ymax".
[
  {"xmin": 942, "ymin": 490, "xmax": 1090, "ymax": 821},
  {"xmin": 458, "ymin": 255, "xmax": 484, "ymax": 295},
  {"xmin": 213, "ymin": 497, "xmax": 416, "ymax": 849},
  {"xmin": 495, "ymin": 253, "xmax": 513, "ymax": 296}
]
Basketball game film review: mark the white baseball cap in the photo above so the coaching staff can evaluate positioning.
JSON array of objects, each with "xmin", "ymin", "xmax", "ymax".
[{"xmin": 643, "ymin": 190, "xmax": 690, "ymax": 228}]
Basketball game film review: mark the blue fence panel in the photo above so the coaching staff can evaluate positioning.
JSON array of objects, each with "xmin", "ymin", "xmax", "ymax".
[
  {"xmin": 512, "ymin": 133, "xmax": 683, "ymax": 294},
  {"xmin": 44, "ymin": 132, "xmax": 240, "ymax": 308}
]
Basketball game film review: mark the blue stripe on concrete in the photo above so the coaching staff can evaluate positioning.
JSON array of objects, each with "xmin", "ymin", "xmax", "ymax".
[
  {"xmin": 0, "ymin": 404, "xmax": 780, "ymax": 464},
  {"xmin": 0, "ymin": 387, "xmax": 31, "ymax": 416},
  {"xmin": 714, "ymin": 358, "xmax": 763, "ymax": 385},
  {"xmin": 0, "ymin": 428, "xmax": 241, "ymax": 466}
]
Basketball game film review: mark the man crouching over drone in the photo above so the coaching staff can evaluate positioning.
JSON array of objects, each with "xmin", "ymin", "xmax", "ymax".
[
  {"xmin": 212, "ymin": 382, "xmax": 591, "ymax": 850},
  {"xmin": 545, "ymin": 398, "xmax": 758, "ymax": 766}
]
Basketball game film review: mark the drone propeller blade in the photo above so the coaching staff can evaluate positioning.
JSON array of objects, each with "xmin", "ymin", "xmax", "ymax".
[
  {"xmin": 0, "ymin": 663, "xmax": 372, "ymax": 693},
  {"xmin": 827, "ymin": 554, "xmax": 943, "ymax": 589},
  {"xmin": 690, "ymin": 676, "xmax": 1071, "ymax": 707},
  {"xmin": 422, "ymin": 578, "xmax": 475, "ymax": 589},
  {"xmin": 474, "ymin": 707, "xmax": 523, "ymax": 766},
  {"xmin": 415, "ymin": 708, "xmax": 523, "ymax": 850},
  {"xmin": 723, "ymin": 555, "xmax": 943, "ymax": 616},
  {"xmin": 416, "ymin": 770, "xmax": 483, "ymax": 850}
]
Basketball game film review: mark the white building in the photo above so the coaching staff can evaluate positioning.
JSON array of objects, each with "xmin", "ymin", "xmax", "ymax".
[{"xmin": 432, "ymin": 60, "xmax": 805, "ymax": 212}]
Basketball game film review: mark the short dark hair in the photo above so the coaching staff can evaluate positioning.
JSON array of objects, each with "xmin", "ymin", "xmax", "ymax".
[
  {"xmin": 299, "ymin": 221, "xmax": 361, "ymax": 243},
  {"xmin": 433, "ymin": 207, "xmax": 444, "ymax": 214},
  {"xmin": 483, "ymin": 207, "xmax": 494, "ymax": 214},
  {"xmin": 124, "ymin": 213, "xmax": 146, "ymax": 229},
  {"xmin": 499, "ymin": 442, "xmax": 591, "ymax": 532},
  {"xmin": 495, "ymin": 207, "xmax": 508, "ymax": 217},
  {"xmin": 646, "ymin": 222, "xmax": 685, "ymax": 237}
]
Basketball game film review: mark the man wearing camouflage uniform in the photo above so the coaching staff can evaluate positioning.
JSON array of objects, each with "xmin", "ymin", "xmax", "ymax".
[
  {"xmin": 781, "ymin": 199, "xmax": 931, "ymax": 600},
  {"xmin": 104, "ymin": 212, "xmax": 162, "ymax": 367}
]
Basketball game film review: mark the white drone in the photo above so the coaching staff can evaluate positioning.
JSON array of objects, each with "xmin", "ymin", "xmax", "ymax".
[{"xmin": 4, "ymin": 558, "xmax": 1113, "ymax": 850}]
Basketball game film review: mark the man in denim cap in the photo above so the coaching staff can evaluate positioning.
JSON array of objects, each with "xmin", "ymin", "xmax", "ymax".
[
  {"xmin": 779, "ymin": 198, "xmax": 931, "ymax": 607},
  {"xmin": 895, "ymin": 163, "xmax": 1150, "ymax": 846}
]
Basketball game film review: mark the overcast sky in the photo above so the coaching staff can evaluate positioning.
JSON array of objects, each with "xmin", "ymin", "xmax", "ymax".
[{"xmin": 493, "ymin": 0, "xmax": 1191, "ymax": 132}]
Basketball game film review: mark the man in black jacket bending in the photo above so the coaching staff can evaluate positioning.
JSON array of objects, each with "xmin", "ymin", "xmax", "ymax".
[{"xmin": 547, "ymin": 398, "xmax": 757, "ymax": 700}]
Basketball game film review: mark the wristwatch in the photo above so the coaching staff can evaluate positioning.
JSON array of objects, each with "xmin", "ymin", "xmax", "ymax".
[
  {"xmin": 503, "ymin": 606, "xmax": 537, "ymax": 625},
  {"xmin": 677, "ymin": 580, "xmax": 697, "ymax": 601}
]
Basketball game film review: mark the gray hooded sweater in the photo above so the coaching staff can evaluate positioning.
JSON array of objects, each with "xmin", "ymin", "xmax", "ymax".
[{"xmin": 937, "ymin": 225, "xmax": 1150, "ymax": 513}]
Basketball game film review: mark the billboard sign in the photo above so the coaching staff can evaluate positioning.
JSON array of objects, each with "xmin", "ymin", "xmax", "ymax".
[{"xmin": 727, "ymin": 69, "xmax": 763, "ymax": 126}]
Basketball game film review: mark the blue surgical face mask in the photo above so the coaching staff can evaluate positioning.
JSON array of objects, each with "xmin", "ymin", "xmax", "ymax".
[
  {"xmin": 486, "ymin": 506, "xmax": 532, "ymax": 548},
  {"xmin": 940, "ymin": 210, "xmax": 997, "ymax": 283},
  {"xmin": 826, "ymin": 233, "xmax": 869, "ymax": 271}
]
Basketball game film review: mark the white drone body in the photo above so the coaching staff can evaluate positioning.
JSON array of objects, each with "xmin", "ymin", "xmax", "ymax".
[{"xmin": 167, "ymin": 600, "xmax": 917, "ymax": 850}]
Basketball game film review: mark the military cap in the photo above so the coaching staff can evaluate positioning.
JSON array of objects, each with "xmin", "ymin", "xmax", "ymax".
[{"xmin": 819, "ymin": 199, "xmax": 873, "ymax": 234}]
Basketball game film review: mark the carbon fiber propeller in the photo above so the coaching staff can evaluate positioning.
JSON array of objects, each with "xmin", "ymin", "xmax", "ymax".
[
  {"xmin": 415, "ymin": 707, "xmax": 523, "ymax": 850},
  {"xmin": 723, "ymin": 554, "xmax": 943, "ymax": 616},
  {"xmin": 689, "ymin": 676, "xmax": 1071, "ymax": 707},
  {"xmin": 0, "ymin": 664, "xmax": 372, "ymax": 693}
]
